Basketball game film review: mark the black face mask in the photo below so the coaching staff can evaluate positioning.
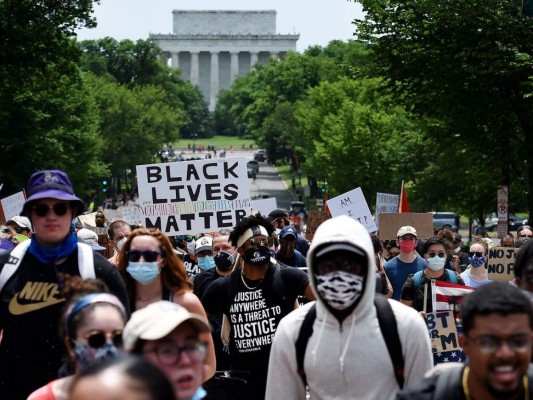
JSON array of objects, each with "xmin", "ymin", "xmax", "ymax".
[
  {"xmin": 214, "ymin": 251, "xmax": 235, "ymax": 271},
  {"xmin": 243, "ymin": 246, "xmax": 270, "ymax": 266}
]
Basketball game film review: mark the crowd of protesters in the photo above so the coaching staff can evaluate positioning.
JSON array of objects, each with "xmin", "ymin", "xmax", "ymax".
[{"xmin": 2, "ymin": 169, "xmax": 533, "ymax": 400}]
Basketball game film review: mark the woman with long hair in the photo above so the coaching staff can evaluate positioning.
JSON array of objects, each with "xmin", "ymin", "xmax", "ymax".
[{"xmin": 117, "ymin": 228, "xmax": 216, "ymax": 381}]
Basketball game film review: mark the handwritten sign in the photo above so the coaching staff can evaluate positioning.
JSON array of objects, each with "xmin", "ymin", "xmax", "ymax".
[
  {"xmin": 326, "ymin": 187, "xmax": 377, "ymax": 232},
  {"xmin": 136, "ymin": 157, "xmax": 251, "ymax": 235},
  {"xmin": 378, "ymin": 213, "xmax": 434, "ymax": 240},
  {"xmin": 0, "ymin": 191, "xmax": 25, "ymax": 221},
  {"xmin": 305, "ymin": 211, "xmax": 331, "ymax": 241},
  {"xmin": 487, "ymin": 247, "xmax": 516, "ymax": 282},
  {"xmin": 426, "ymin": 311, "xmax": 461, "ymax": 353},
  {"xmin": 250, "ymin": 197, "xmax": 278, "ymax": 217},
  {"xmin": 375, "ymin": 193, "xmax": 399, "ymax": 228}
]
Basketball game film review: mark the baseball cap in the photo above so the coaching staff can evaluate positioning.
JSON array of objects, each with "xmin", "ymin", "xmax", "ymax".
[
  {"xmin": 194, "ymin": 235, "xmax": 213, "ymax": 255},
  {"xmin": 397, "ymin": 226, "xmax": 417, "ymax": 238},
  {"xmin": 236, "ymin": 225, "xmax": 270, "ymax": 248},
  {"xmin": 22, "ymin": 170, "xmax": 85, "ymax": 216},
  {"xmin": 315, "ymin": 242, "xmax": 367, "ymax": 259},
  {"xmin": 5, "ymin": 216, "xmax": 33, "ymax": 231},
  {"xmin": 268, "ymin": 209, "xmax": 289, "ymax": 221},
  {"xmin": 279, "ymin": 226, "xmax": 298, "ymax": 240},
  {"xmin": 0, "ymin": 238, "xmax": 15, "ymax": 254},
  {"xmin": 77, "ymin": 228, "xmax": 106, "ymax": 251},
  {"xmin": 123, "ymin": 301, "xmax": 210, "ymax": 352}
]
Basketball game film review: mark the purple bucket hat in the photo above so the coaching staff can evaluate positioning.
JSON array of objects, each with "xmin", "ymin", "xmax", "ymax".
[
  {"xmin": 21, "ymin": 170, "xmax": 85, "ymax": 216},
  {"xmin": 0, "ymin": 238, "xmax": 15, "ymax": 254}
]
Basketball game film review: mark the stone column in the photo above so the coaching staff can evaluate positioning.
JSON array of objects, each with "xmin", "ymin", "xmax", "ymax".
[
  {"xmin": 190, "ymin": 51, "xmax": 199, "ymax": 86},
  {"xmin": 171, "ymin": 52, "xmax": 179, "ymax": 68},
  {"xmin": 209, "ymin": 51, "xmax": 219, "ymax": 111},
  {"xmin": 230, "ymin": 51, "xmax": 239, "ymax": 84},
  {"xmin": 250, "ymin": 52, "xmax": 259, "ymax": 67}
]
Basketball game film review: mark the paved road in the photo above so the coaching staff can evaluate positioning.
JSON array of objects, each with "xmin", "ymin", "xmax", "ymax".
[{"xmin": 249, "ymin": 161, "xmax": 294, "ymax": 210}]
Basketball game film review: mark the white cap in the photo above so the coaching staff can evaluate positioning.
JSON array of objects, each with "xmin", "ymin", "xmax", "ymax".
[
  {"xmin": 6, "ymin": 216, "xmax": 32, "ymax": 231},
  {"xmin": 397, "ymin": 226, "xmax": 417, "ymax": 238},
  {"xmin": 123, "ymin": 301, "xmax": 210, "ymax": 352},
  {"xmin": 194, "ymin": 235, "xmax": 213, "ymax": 255},
  {"xmin": 236, "ymin": 225, "xmax": 269, "ymax": 248},
  {"xmin": 77, "ymin": 228, "xmax": 106, "ymax": 251}
]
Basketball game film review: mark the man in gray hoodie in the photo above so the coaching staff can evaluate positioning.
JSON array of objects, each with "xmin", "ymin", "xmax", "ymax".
[{"xmin": 265, "ymin": 215, "xmax": 433, "ymax": 400}]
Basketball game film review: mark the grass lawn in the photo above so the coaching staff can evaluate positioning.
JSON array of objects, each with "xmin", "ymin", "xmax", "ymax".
[{"xmin": 173, "ymin": 136, "xmax": 256, "ymax": 150}]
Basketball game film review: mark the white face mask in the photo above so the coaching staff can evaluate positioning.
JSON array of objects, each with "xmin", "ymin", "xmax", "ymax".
[
  {"xmin": 316, "ymin": 271, "xmax": 364, "ymax": 310},
  {"xmin": 116, "ymin": 237, "xmax": 127, "ymax": 251},
  {"xmin": 454, "ymin": 246, "xmax": 461, "ymax": 254},
  {"xmin": 427, "ymin": 256, "xmax": 446, "ymax": 271},
  {"xmin": 186, "ymin": 240, "xmax": 196, "ymax": 256}
]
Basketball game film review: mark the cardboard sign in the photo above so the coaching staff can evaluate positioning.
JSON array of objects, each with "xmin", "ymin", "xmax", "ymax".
[
  {"xmin": 250, "ymin": 197, "xmax": 278, "ymax": 217},
  {"xmin": 426, "ymin": 311, "xmax": 461, "ymax": 353},
  {"xmin": 81, "ymin": 222, "xmax": 108, "ymax": 236},
  {"xmin": 378, "ymin": 213, "xmax": 434, "ymax": 240},
  {"xmin": 326, "ymin": 187, "xmax": 377, "ymax": 233},
  {"xmin": 0, "ymin": 191, "xmax": 26, "ymax": 221},
  {"xmin": 305, "ymin": 211, "xmax": 331, "ymax": 241},
  {"xmin": 136, "ymin": 157, "xmax": 252, "ymax": 235},
  {"xmin": 97, "ymin": 233, "xmax": 114, "ymax": 258},
  {"xmin": 375, "ymin": 192, "xmax": 399, "ymax": 228},
  {"xmin": 487, "ymin": 247, "xmax": 516, "ymax": 282}
]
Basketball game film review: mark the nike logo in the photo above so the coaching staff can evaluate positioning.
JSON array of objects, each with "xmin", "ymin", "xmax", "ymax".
[{"xmin": 8, "ymin": 281, "xmax": 65, "ymax": 315}]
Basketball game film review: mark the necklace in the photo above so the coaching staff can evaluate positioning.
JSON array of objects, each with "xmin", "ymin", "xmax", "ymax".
[
  {"xmin": 462, "ymin": 365, "xmax": 529, "ymax": 400},
  {"xmin": 240, "ymin": 269, "xmax": 263, "ymax": 290}
]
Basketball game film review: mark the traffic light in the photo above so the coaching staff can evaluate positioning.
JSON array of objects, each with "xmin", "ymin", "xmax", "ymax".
[
  {"xmin": 524, "ymin": 0, "xmax": 533, "ymax": 16},
  {"xmin": 102, "ymin": 179, "xmax": 108, "ymax": 193}
]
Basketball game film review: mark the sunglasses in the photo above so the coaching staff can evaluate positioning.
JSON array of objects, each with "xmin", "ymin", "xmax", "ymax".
[
  {"xmin": 126, "ymin": 250, "xmax": 161, "ymax": 262},
  {"xmin": 246, "ymin": 237, "xmax": 274, "ymax": 248},
  {"xmin": 185, "ymin": 235, "xmax": 202, "ymax": 242},
  {"xmin": 84, "ymin": 329, "xmax": 123, "ymax": 349},
  {"xmin": 468, "ymin": 251, "xmax": 484, "ymax": 257},
  {"xmin": 428, "ymin": 252, "xmax": 446, "ymax": 259},
  {"xmin": 520, "ymin": 234, "xmax": 533, "ymax": 238},
  {"xmin": 13, "ymin": 226, "xmax": 29, "ymax": 234},
  {"xmin": 32, "ymin": 203, "xmax": 70, "ymax": 217}
]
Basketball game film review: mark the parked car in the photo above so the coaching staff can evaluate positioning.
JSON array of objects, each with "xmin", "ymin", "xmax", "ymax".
[
  {"xmin": 432, "ymin": 212, "xmax": 460, "ymax": 231},
  {"xmin": 254, "ymin": 149, "xmax": 267, "ymax": 162},
  {"xmin": 247, "ymin": 160, "xmax": 259, "ymax": 178},
  {"xmin": 484, "ymin": 212, "xmax": 528, "ymax": 231}
]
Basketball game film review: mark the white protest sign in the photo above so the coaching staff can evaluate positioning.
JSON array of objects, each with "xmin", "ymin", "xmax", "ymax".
[
  {"xmin": 119, "ymin": 206, "xmax": 143, "ymax": 226},
  {"xmin": 375, "ymin": 192, "xmax": 399, "ymax": 228},
  {"xmin": 0, "ymin": 191, "xmax": 25, "ymax": 221},
  {"xmin": 136, "ymin": 157, "xmax": 252, "ymax": 235},
  {"xmin": 326, "ymin": 187, "xmax": 377, "ymax": 232},
  {"xmin": 250, "ymin": 197, "xmax": 278, "ymax": 217}
]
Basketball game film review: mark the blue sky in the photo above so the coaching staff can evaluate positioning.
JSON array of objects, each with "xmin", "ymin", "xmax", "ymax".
[{"xmin": 75, "ymin": 0, "xmax": 365, "ymax": 52}]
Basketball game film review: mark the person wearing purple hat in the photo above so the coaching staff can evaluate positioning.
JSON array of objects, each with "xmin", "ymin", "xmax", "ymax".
[{"xmin": 0, "ymin": 170, "xmax": 129, "ymax": 400}]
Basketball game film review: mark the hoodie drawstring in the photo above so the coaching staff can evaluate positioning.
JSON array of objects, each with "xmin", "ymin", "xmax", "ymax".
[
  {"xmin": 339, "ymin": 314, "xmax": 356, "ymax": 373},
  {"xmin": 311, "ymin": 313, "xmax": 328, "ymax": 367}
]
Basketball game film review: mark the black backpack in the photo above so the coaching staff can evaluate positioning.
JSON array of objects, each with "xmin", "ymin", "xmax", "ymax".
[{"xmin": 295, "ymin": 294, "xmax": 405, "ymax": 389}]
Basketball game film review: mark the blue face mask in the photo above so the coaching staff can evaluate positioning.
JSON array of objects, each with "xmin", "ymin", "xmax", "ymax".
[
  {"xmin": 126, "ymin": 262, "xmax": 160, "ymax": 285},
  {"xmin": 198, "ymin": 256, "xmax": 216, "ymax": 271}
]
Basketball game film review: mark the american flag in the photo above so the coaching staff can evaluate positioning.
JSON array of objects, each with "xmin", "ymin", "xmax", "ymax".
[{"xmin": 432, "ymin": 281, "xmax": 474, "ymax": 365}]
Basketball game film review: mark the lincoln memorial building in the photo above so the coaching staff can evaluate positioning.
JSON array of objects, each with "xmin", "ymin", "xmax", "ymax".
[{"xmin": 150, "ymin": 10, "xmax": 299, "ymax": 110}]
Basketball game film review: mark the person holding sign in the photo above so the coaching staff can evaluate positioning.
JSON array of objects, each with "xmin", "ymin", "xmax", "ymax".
[
  {"xmin": 385, "ymin": 226, "xmax": 427, "ymax": 301},
  {"xmin": 117, "ymin": 228, "xmax": 216, "ymax": 382},
  {"xmin": 460, "ymin": 240, "xmax": 492, "ymax": 288},
  {"xmin": 400, "ymin": 237, "xmax": 464, "ymax": 313},
  {"xmin": 201, "ymin": 214, "xmax": 314, "ymax": 400},
  {"xmin": 396, "ymin": 282, "xmax": 533, "ymax": 400}
]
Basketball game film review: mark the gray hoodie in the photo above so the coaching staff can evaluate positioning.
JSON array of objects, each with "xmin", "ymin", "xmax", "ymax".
[{"xmin": 265, "ymin": 215, "xmax": 432, "ymax": 400}]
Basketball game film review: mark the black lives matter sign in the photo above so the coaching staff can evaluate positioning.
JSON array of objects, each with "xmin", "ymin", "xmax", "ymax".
[{"xmin": 136, "ymin": 157, "xmax": 251, "ymax": 235}]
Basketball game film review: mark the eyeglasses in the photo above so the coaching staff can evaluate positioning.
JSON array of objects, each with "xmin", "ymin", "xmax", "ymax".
[
  {"xmin": 428, "ymin": 252, "xmax": 446, "ymax": 259},
  {"xmin": 317, "ymin": 259, "xmax": 363, "ymax": 275},
  {"xmin": 143, "ymin": 342, "xmax": 207, "ymax": 366},
  {"xmin": 84, "ymin": 329, "xmax": 123, "ymax": 349},
  {"xmin": 468, "ymin": 251, "xmax": 484, "ymax": 257},
  {"xmin": 245, "ymin": 238, "xmax": 274, "ymax": 248},
  {"xmin": 32, "ymin": 203, "xmax": 70, "ymax": 217},
  {"xmin": 185, "ymin": 235, "xmax": 202, "ymax": 242},
  {"xmin": 466, "ymin": 334, "xmax": 532, "ymax": 353},
  {"xmin": 126, "ymin": 250, "xmax": 161, "ymax": 262},
  {"xmin": 520, "ymin": 234, "xmax": 533, "ymax": 238}
]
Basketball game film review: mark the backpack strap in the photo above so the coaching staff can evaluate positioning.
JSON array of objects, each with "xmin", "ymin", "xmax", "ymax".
[
  {"xmin": 374, "ymin": 294, "xmax": 405, "ymax": 389},
  {"xmin": 0, "ymin": 241, "xmax": 96, "ymax": 295},
  {"xmin": 0, "ymin": 239, "xmax": 31, "ymax": 294},
  {"xmin": 445, "ymin": 269, "xmax": 457, "ymax": 283},
  {"xmin": 413, "ymin": 270, "xmax": 423, "ymax": 289},
  {"xmin": 433, "ymin": 364, "xmax": 465, "ymax": 399},
  {"xmin": 295, "ymin": 303, "xmax": 317, "ymax": 387}
]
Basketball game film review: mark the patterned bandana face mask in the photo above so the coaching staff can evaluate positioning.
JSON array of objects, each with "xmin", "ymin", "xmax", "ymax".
[
  {"xmin": 316, "ymin": 271, "xmax": 364, "ymax": 310},
  {"xmin": 74, "ymin": 342, "xmax": 120, "ymax": 371}
]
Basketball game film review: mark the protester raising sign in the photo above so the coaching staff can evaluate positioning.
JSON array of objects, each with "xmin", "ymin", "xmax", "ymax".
[
  {"xmin": 136, "ymin": 157, "xmax": 252, "ymax": 235},
  {"xmin": 326, "ymin": 187, "xmax": 377, "ymax": 232},
  {"xmin": 487, "ymin": 247, "xmax": 516, "ymax": 282}
]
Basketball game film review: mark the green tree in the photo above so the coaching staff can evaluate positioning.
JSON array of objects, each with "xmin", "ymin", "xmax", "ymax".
[{"xmin": 352, "ymin": 0, "xmax": 533, "ymax": 219}]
